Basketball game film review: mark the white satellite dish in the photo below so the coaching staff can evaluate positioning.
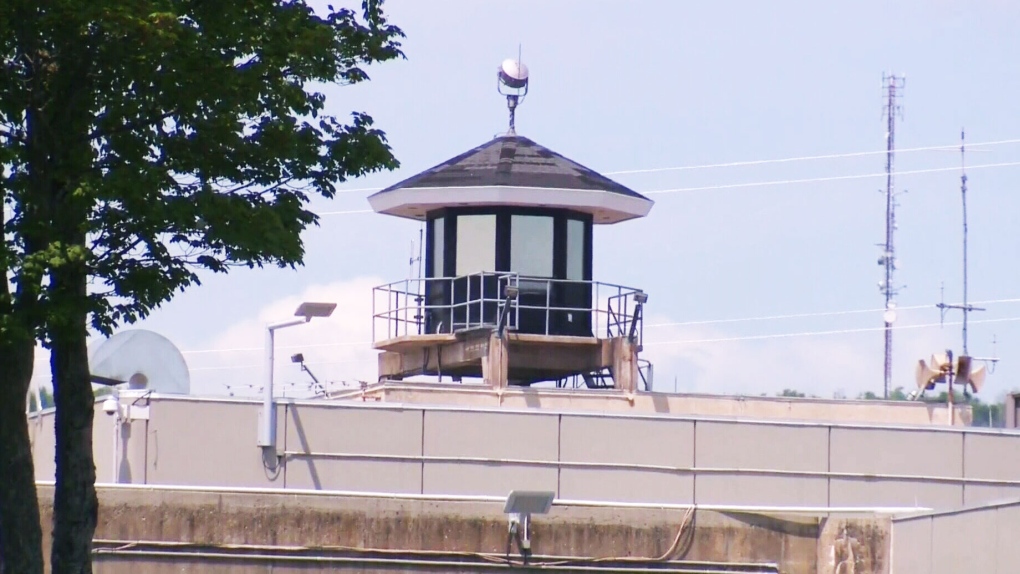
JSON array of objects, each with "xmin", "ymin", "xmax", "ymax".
[
  {"xmin": 88, "ymin": 329, "xmax": 190, "ymax": 394},
  {"xmin": 498, "ymin": 59, "xmax": 529, "ymax": 89}
]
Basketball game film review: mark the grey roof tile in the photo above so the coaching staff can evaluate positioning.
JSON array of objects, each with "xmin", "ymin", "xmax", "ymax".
[{"xmin": 374, "ymin": 135, "xmax": 647, "ymax": 199}]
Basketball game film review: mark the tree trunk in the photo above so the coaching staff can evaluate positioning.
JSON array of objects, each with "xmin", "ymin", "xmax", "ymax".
[
  {"xmin": 49, "ymin": 261, "xmax": 97, "ymax": 574},
  {"xmin": 0, "ymin": 338, "xmax": 44, "ymax": 574},
  {"xmin": 50, "ymin": 323, "xmax": 97, "ymax": 574}
]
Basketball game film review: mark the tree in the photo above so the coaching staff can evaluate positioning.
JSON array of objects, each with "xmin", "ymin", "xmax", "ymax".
[{"xmin": 0, "ymin": 1, "xmax": 403, "ymax": 572}]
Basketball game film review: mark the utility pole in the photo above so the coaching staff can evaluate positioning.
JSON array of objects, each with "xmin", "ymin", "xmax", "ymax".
[{"xmin": 878, "ymin": 74, "xmax": 905, "ymax": 399}]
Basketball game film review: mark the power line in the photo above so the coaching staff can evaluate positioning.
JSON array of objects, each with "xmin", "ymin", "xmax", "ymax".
[
  {"xmin": 649, "ymin": 297, "xmax": 1020, "ymax": 329},
  {"xmin": 641, "ymin": 160, "xmax": 1020, "ymax": 195},
  {"xmin": 325, "ymin": 137, "xmax": 1020, "ymax": 192},
  {"xmin": 645, "ymin": 315, "xmax": 1020, "ymax": 346},
  {"xmin": 604, "ymin": 137, "xmax": 1020, "ymax": 176},
  {"xmin": 313, "ymin": 159, "xmax": 1020, "ymax": 214}
]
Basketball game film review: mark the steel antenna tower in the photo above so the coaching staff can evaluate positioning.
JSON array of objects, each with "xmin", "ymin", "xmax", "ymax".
[{"xmin": 878, "ymin": 74, "xmax": 905, "ymax": 399}]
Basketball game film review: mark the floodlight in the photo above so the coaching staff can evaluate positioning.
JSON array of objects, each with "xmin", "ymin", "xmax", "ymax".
[
  {"xmin": 504, "ymin": 285, "xmax": 519, "ymax": 300},
  {"xmin": 291, "ymin": 353, "xmax": 304, "ymax": 364},
  {"xmin": 504, "ymin": 490, "xmax": 555, "ymax": 515},
  {"xmin": 504, "ymin": 490, "xmax": 555, "ymax": 561},
  {"xmin": 295, "ymin": 302, "xmax": 336, "ymax": 319},
  {"xmin": 634, "ymin": 291, "xmax": 649, "ymax": 305}
]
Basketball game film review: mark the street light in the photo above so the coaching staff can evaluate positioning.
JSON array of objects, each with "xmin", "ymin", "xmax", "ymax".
[{"xmin": 258, "ymin": 301, "xmax": 336, "ymax": 453}]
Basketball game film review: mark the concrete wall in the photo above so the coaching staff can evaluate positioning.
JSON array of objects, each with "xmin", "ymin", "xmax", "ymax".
[
  {"xmin": 34, "ymin": 485, "xmax": 891, "ymax": 574},
  {"xmin": 28, "ymin": 394, "xmax": 1020, "ymax": 513},
  {"xmin": 354, "ymin": 383, "xmax": 973, "ymax": 426},
  {"xmin": 891, "ymin": 500, "xmax": 1020, "ymax": 574}
]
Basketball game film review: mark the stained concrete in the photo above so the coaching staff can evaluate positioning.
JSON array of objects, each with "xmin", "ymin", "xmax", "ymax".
[{"xmin": 34, "ymin": 485, "xmax": 891, "ymax": 574}]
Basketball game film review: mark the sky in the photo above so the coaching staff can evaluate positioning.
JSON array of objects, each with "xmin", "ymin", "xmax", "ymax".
[{"xmin": 32, "ymin": 0, "xmax": 1020, "ymax": 401}]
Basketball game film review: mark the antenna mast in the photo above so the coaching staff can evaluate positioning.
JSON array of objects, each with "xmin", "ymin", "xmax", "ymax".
[
  {"xmin": 879, "ymin": 74, "xmax": 905, "ymax": 399},
  {"xmin": 937, "ymin": 129, "xmax": 986, "ymax": 353},
  {"xmin": 497, "ymin": 53, "xmax": 529, "ymax": 135}
]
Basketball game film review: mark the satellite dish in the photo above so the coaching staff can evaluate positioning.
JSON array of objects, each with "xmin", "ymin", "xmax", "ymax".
[
  {"xmin": 883, "ymin": 309, "xmax": 897, "ymax": 324},
  {"xmin": 498, "ymin": 59, "xmax": 529, "ymax": 89},
  {"xmin": 88, "ymin": 329, "xmax": 190, "ymax": 394},
  {"xmin": 496, "ymin": 56, "xmax": 529, "ymax": 134}
]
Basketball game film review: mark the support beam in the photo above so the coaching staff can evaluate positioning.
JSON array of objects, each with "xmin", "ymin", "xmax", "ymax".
[{"xmin": 482, "ymin": 333, "xmax": 508, "ymax": 389}]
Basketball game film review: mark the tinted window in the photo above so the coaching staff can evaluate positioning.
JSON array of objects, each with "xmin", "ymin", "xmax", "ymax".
[{"xmin": 455, "ymin": 214, "xmax": 496, "ymax": 276}]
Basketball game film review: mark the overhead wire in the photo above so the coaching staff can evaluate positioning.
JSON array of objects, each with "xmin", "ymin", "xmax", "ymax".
[
  {"xmin": 321, "ymin": 136, "xmax": 1020, "ymax": 202},
  {"xmin": 645, "ymin": 316, "xmax": 1020, "ymax": 346},
  {"xmin": 642, "ymin": 160, "xmax": 1020, "ymax": 195},
  {"xmin": 603, "ymin": 137, "xmax": 1020, "ymax": 176},
  {"xmin": 173, "ymin": 312, "xmax": 1020, "ymax": 377},
  {"xmin": 314, "ymin": 159, "xmax": 1020, "ymax": 215}
]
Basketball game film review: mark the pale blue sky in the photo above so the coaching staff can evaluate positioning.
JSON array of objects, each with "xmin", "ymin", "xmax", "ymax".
[{"xmin": 59, "ymin": 1, "xmax": 1020, "ymax": 399}]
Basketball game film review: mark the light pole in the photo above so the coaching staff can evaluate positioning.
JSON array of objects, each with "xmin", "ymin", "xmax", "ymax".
[{"xmin": 258, "ymin": 302, "xmax": 336, "ymax": 454}]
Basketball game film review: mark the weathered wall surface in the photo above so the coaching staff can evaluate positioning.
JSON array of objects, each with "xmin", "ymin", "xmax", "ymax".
[
  {"xmin": 29, "ymin": 395, "xmax": 1020, "ymax": 513},
  {"xmin": 891, "ymin": 500, "xmax": 1020, "ymax": 574},
  {"xmin": 360, "ymin": 383, "xmax": 972, "ymax": 426},
  {"xmin": 34, "ymin": 486, "xmax": 890, "ymax": 574}
]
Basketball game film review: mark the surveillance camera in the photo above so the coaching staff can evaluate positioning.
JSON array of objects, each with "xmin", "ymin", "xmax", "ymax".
[{"xmin": 101, "ymin": 397, "xmax": 119, "ymax": 416}]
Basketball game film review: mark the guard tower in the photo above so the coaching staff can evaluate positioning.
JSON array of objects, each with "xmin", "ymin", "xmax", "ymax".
[{"xmin": 369, "ymin": 59, "xmax": 654, "ymax": 391}]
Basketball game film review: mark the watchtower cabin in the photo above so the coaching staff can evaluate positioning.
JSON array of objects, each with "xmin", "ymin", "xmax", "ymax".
[{"xmin": 368, "ymin": 60, "xmax": 654, "ymax": 391}]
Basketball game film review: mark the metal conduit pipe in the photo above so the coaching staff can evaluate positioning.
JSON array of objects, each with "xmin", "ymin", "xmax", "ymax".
[
  {"xmin": 92, "ymin": 549, "xmax": 780, "ymax": 573},
  {"xmin": 91, "ymin": 538, "xmax": 779, "ymax": 570},
  {"xmin": 278, "ymin": 449, "xmax": 1020, "ymax": 488},
  {"xmin": 36, "ymin": 481, "xmax": 930, "ymax": 516}
]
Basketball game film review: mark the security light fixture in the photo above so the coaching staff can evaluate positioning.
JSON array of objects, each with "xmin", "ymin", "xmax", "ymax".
[
  {"xmin": 259, "ymin": 301, "xmax": 336, "ymax": 454},
  {"xmin": 504, "ymin": 285, "xmax": 519, "ymax": 300},
  {"xmin": 629, "ymin": 291, "xmax": 648, "ymax": 344},
  {"xmin": 291, "ymin": 353, "xmax": 304, "ymax": 364},
  {"xmin": 504, "ymin": 490, "xmax": 555, "ymax": 561},
  {"xmin": 497, "ymin": 285, "xmax": 520, "ymax": 339},
  {"xmin": 294, "ymin": 302, "xmax": 336, "ymax": 320}
]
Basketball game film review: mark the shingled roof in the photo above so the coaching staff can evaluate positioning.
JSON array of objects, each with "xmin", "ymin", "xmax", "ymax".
[
  {"xmin": 375, "ymin": 135, "xmax": 647, "ymax": 198},
  {"xmin": 368, "ymin": 134, "xmax": 653, "ymax": 224}
]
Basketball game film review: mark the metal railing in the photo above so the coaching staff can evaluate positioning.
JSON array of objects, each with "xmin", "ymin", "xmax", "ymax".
[{"xmin": 372, "ymin": 272, "xmax": 646, "ymax": 344}]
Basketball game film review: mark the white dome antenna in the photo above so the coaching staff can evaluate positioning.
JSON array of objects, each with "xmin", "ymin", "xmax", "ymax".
[{"xmin": 497, "ymin": 51, "xmax": 529, "ymax": 135}]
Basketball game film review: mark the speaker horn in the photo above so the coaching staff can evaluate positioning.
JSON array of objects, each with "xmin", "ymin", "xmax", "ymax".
[
  {"xmin": 967, "ymin": 364, "xmax": 987, "ymax": 394},
  {"xmin": 915, "ymin": 359, "xmax": 943, "ymax": 391}
]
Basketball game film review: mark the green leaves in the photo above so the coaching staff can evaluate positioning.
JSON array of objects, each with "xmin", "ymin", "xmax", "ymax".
[{"xmin": 1, "ymin": 0, "xmax": 403, "ymax": 338}]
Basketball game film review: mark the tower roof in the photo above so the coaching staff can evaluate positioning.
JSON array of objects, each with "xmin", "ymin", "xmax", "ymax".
[{"xmin": 368, "ymin": 135, "xmax": 653, "ymax": 224}]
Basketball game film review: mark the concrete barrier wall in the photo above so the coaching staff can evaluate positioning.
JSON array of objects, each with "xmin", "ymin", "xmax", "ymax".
[
  {"xmin": 891, "ymin": 500, "xmax": 1020, "ymax": 573},
  {"xmin": 34, "ymin": 485, "xmax": 890, "ymax": 574},
  {"xmin": 28, "ymin": 396, "xmax": 1020, "ymax": 511}
]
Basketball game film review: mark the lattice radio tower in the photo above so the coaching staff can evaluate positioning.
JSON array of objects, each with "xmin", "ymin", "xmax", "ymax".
[{"xmin": 878, "ymin": 74, "xmax": 905, "ymax": 399}]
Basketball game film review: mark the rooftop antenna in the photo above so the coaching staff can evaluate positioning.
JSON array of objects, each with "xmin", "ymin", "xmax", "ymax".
[
  {"xmin": 497, "ymin": 47, "xmax": 529, "ymax": 135},
  {"xmin": 937, "ymin": 129, "xmax": 985, "ymax": 353},
  {"xmin": 935, "ymin": 129, "xmax": 1000, "ymax": 373},
  {"xmin": 878, "ymin": 73, "xmax": 905, "ymax": 399}
]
